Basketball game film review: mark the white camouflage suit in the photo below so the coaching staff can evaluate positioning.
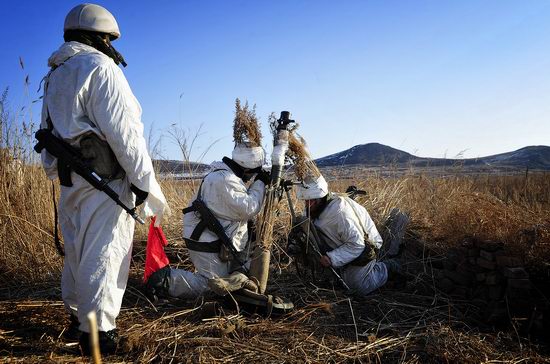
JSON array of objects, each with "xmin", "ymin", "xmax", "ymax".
[
  {"xmin": 314, "ymin": 194, "xmax": 388, "ymax": 296},
  {"xmin": 168, "ymin": 161, "xmax": 266, "ymax": 298},
  {"xmin": 40, "ymin": 42, "xmax": 169, "ymax": 333}
]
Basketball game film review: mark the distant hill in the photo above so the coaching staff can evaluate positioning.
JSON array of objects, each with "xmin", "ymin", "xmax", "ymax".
[
  {"xmin": 315, "ymin": 143, "xmax": 550, "ymax": 170},
  {"xmin": 316, "ymin": 143, "xmax": 415, "ymax": 166}
]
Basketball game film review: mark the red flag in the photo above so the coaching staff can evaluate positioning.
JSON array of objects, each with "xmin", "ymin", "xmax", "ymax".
[{"xmin": 143, "ymin": 216, "xmax": 170, "ymax": 283}]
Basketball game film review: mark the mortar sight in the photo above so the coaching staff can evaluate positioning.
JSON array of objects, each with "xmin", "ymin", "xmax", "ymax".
[{"xmin": 277, "ymin": 111, "xmax": 295, "ymax": 130}]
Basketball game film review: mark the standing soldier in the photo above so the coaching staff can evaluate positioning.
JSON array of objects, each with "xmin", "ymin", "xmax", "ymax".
[{"xmin": 39, "ymin": 3, "xmax": 169, "ymax": 355}]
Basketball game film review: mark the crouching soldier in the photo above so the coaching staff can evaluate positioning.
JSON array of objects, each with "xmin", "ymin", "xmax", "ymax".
[
  {"xmin": 294, "ymin": 174, "xmax": 400, "ymax": 296},
  {"xmin": 146, "ymin": 101, "xmax": 268, "ymax": 299}
]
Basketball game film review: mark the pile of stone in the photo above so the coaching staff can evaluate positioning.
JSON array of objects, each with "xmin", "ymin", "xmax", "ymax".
[{"xmin": 430, "ymin": 239, "xmax": 534, "ymax": 323}]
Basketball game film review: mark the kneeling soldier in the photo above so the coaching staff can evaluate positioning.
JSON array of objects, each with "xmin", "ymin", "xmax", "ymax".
[
  {"xmin": 146, "ymin": 101, "xmax": 268, "ymax": 299},
  {"xmin": 295, "ymin": 174, "xmax": 400, "ymax": 296}
]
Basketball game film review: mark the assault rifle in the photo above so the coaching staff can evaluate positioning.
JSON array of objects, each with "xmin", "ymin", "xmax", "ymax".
[
  {"xmin": 34, "ymin": 128, "xmax": 145, "ymax": 225},
  {"xmin": 185, "ymin": 198, "xmax": 248, "ymax": 270}
]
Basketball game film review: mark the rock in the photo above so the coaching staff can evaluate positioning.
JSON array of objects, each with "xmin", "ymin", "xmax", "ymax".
[
  {"xmin": 446, "ymin": 247, "xmax": 467, "ymax": 263},
  {"xmin": 472, "ymin": 286, "xmax": 488, "ymax": 301},
  {"xmin": 477, "ymin": 240, "xmax": 504, "ymax": 252},
  {"xmin": 443, "ymin": 259, "xmax": 457, "ymax": 271},
  {"xmin": 506, "ymin": 286, "xmax": 531, "ymax": 299},
  {"xmin": 507, "ymin": 278, "xmax": 531, "ymax": 290},
  {"xmin": 477, "ymin": 257, "xmax": 496, "ymax": 270},
  {"xmin": 488, "ymin": 285, "xmax": 504, "ymax": 300},
  {"xmin": 502, "ymin": 267, "xmax": 529, "ymax": 279},
  {"xmin": 458, "ymin": 262, "xmax": 484, "ymax": 274},
  {"xmin": 444, "ymin": 269, "xmax": 474, "ymax": 286},
  {"xmin": 496, "ymin": 256, "xmax": 523, "ymax": 268},
  {"xmin": 436, "ymin": 277, "xmax": 455, "ymax": 293},
  {"xmin": 476, "ymin": 272, "xmax": 487, "ymax": 282},
  {"xmin": 479, "ymin": 250, "xmax": 495, "ymax": 261},
  {"xmin": 485, "ymin": 272, "xmax": 503, "ymax": 285},
  {"xmin": 467, "ymin": 248, "xmax": 479, "ymax": 257},
  {"xmin": 451, "ymin": 286, "xmax": 469, "ymax": 299},
  {"xmin": 471, "ymin": 298, "xmax": 488, "ymax": 309},
  {"xmin": 507, "ymin": 299, "xmax": 534, "ymax": 317}
]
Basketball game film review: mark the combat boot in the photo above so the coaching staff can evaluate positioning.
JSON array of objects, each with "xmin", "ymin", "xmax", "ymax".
[
  {"xmin": 383, "ymin": 259, "xmax": 405, "ymax": 279},
  {"xmin": 79, "ymin": 329, "xmax": 118, "ymax": 356},
  {"xmin": 145, "ymin": 265, "xmax": 171, "ymax": 300},
  {"xmin": 62, "ymin": 314, "xmax": 81, "ymax": 341}
]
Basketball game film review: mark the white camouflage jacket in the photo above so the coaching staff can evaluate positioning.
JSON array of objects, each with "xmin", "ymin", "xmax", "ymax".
[
  {"xmin": 183, "ymin": 161, "xmax": 266, "ymax": 252},
  {"xmin": 41, "ymin": 41, "xmax": 169, "ymax": 224},
  {"xmin": 314, "ymin": 194, "xmax": 383, "ymax": 268}
]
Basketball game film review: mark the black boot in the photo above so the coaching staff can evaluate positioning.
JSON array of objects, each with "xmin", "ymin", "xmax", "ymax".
[
  {"xmin": 382, "ymin": 259, "xmax": 403, "ymax": 280},
  {"xmin": 62, "ymin": 314, "xmax": 81, "ymax": 341},
  {"xmin": 79, "ymin": 329, "xmax": 118, "ymax": 356},
  {"xmin": 383, "ymin": 259, "xmax": 407, "ymax": 287},
  {"xmin": 145, "ymin": 265, "xmax": 171, "ymax": 300}
]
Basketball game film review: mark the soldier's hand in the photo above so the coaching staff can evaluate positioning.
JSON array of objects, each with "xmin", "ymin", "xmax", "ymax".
[
  {"xmin": 254, "ymin": 169, "xmax": 271, "ymax": 185},
  {"xmin": 319, "ymin": 255, "xmax": 332, "ymax": 268},
  {"xmin": 131, "ymin": 184, "xmax": 148, "ymax": 206}
]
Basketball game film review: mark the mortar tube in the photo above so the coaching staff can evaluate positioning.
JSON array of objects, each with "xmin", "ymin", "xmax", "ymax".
[{"xmin": 248, "ymin": 129, "xmax": 289, "ymax": 294}]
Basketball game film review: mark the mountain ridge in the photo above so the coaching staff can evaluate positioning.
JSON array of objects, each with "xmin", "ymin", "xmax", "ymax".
[{"xmin": 315, "ymin": 143, "xmax": 550, "ymax": 170}]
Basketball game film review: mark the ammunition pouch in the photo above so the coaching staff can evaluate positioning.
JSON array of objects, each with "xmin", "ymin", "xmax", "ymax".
[
  {"xmin": 313, "ymin": 223, "xmax": 377, "ymax": 268},
  {"xmin": 56, "ymin": 133, "xmax": 124, "ymax": 187},
  {"xmin": 346, "ymin": 243, "xmax": 377, "ymax": 267},
  {"xmin": 79, "ymin": 133, "xmax": 124, "ymax": 180},
  {"xmin": 219, "ymin": 245, "xmax": 232, "ymax": 262}
]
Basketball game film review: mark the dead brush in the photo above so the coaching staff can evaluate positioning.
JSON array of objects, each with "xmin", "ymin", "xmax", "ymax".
[
  {"xmin": 233, "ymin": 98, "xmax": 261, "ymax": 147},
  {"xmin": 2, "ymin": 88, "xmax": 550, "ymax": 362},
  {"xmin": 0, "ymin": 94, "xmax": 61, "ymax": 284},
  {"xmin": 287, "ymin": 131, "xmax": 320, "ymax": 181}
]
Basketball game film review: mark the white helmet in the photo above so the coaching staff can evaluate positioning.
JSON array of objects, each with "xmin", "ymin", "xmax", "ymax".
[
  {"xmin": 232, "ymin": 144, "xmax": 265, "ymax": 169},
  {"xmin": 64, "ymin": 3, "xmax": 121, "ymax": 39},
  {"xmin": 296, "ymin": 175, "xmax": 329, "ymax": 200}
]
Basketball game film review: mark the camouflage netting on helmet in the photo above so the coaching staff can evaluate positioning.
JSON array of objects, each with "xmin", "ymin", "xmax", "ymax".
[
  {"xmin": 287, "ymin": 129, "xmax": 321, "ymax": 181},
  {"xmin": 233, "ymin": 98, "xmax": 262, "ymax": 147}
]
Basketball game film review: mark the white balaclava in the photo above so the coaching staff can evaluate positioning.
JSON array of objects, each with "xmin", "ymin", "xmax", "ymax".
[{"xmin": 295, "ymin": 174, "xmax": 329, "ymax": 200}]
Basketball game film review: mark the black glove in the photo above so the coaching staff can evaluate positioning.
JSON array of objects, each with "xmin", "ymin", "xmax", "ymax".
[
  {"xmin": 131, "ymin": 184, "xmax": 148, "ymax": 207},
  {"xmin": 254, "ymin": 169, "xmax": 272, "ymax": 185}
]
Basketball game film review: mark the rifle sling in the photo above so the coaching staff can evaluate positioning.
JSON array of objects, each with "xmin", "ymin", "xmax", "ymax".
[
  {"xmin": 184, "ymin": 238, "xmax": 222, "ymax": 253},
  {"xmin": 182, "ymin": 168, "xmax": 226, "ymax": 244},
  {"xmin": 51, "ymin": 181, "xmax": 65, "ymax": 256}
]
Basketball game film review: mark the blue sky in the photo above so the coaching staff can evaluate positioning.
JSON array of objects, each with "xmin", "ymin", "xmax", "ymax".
[{"xmin": 1, "ymin": 0, "xmax": 549, "ymax": 162}]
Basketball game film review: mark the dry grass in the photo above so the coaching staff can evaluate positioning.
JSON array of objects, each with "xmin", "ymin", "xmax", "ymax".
[
  {"xmin": 1, "ymin": 93, "xmax": 550, "ymax": 362},
  {"xmin": 287, "ymin": 131, "xmax": 321, "ymax": 181}
]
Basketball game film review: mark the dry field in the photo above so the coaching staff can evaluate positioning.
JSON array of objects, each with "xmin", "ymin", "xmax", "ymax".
[
  {"xmin": 2, "ymin": 90, "xmax": 550, "ymax": 362},
  {"xmin": 1, "ymin": 136, "xmax": 550, "ymax": 363}
]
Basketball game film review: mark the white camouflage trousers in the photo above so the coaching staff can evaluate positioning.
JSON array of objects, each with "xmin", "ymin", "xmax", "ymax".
[
  {"xmin": 59, "ymin": 174, "xmax": 135, "ymax": 333},
  {"xmin": 341, "ymin": 260, "xmax": 388, "ymax": 296},
  {"xmin": 168, "ymin": 250, "xmax": 237, "ymax": 299}
]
